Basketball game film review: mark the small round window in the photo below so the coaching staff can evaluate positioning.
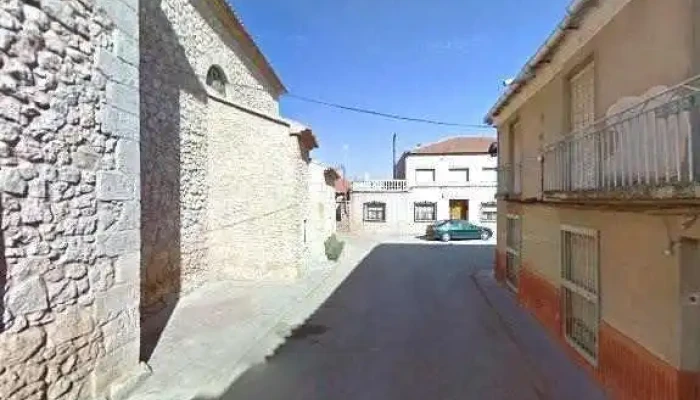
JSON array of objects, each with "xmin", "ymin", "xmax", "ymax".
[{"xmin": 206, "ymin": 65, "xmax": 227, "ymax": 96}]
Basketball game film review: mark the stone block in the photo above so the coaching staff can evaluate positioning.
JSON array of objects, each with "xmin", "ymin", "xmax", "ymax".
[
  {"xmin": 115, "ymin": 139, "xmax": 139, "ymax": 176},
  {"xmin": 74, "ymin": 148, "xmax": 100, "ymax": 170},
  {"xmin": 47, "ymin": 377, "xmax": 71, "ymax": 400},
  {"xmin": 43, "ymin": 29, "xmax": 65, "ymax": 55},
  {"xmin": 97, "ymin": 49, "xmax": 138, "ymax": 88},
  {"xmin": 59, "ymin": 166, "xmax": 81, "ymax": 183},
  {"xmin": 114, "ymin": 201, "xmax": 138, "ymax": 232},
  {"xmin": 97, "ymin": 230, "xmax": 139, "ymax": 257},
  {"xmin": 88, "ymin": 257, "xmax": 115, "ymax": 292},
  {"xmin": 0, "ymin": 169, "xmax": 28, "ymax": 195},
  {"xmin": 23, "ymin": 4, "xmax": 49, "ymax": 30},
  {"xmin": 96, "ymin": 0, "xmax": 137, "ymax": 38},
  {"xmin": 101, "ymin": 309, "xmax": 138, "ymax": 353},
  {"xmin": 45, "ymin": 307, "xmax": 95, "ymax": 345},
  {"xmin": 6, "ymin": 276, "xmax": 49, "ymax": 316},
  {"xmin": 96, "ymin": 171, "xmax": 135, "ymax": 201},
  {"xmin": 42, "ymin": 0, "xmax": 75, "ymax": 29},
  {"xmin": 21, "ymin": 198, "xmax": 44, "ymax": 224},
  {"xmin": 28, "ymin": 179, "xmax": 48, "ymax": 198},
  {"xmin": 113, "ymin": 251, "xmax": 139, "ymax": 284},
  {"xmin": 105, "ymin": 82, "xmax": 139, "ymax": 116},
  {"xmin": 100, "ymin": 105, "xmax": 139, "ymax": 140},
  {"xmin": 93, "ymin": 282, "xmax": 138, "ymax": 322},
  {"xmin": 0, "ymin": 96, "xmax": 22, "ymax": 121},
  {"xmin": 92, "ymin": 343, "xmax": 140, "ymax": 396},
  {"xmin": 114, "ymin": 30, "xmax": 138, "ymax": 66},
  {"xmin": 0, "ymin": 330, "xmax": 46, "ymax": 374}
]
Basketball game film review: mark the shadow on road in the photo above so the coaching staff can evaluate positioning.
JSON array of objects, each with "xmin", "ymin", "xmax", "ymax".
[{"xmin": 192, "ymin": 243, "xmax": 507, "ymax": 400}]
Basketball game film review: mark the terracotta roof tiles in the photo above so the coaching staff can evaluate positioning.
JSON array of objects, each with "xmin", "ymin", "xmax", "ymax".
[{"xmin": 410, "ymin": 136, "xmax": 497, "ymax": 155}]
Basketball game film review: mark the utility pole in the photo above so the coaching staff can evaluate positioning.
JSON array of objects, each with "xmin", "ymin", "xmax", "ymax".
[{"xmin": 392, "ymin": 133, "xmax": 397, "ymax": 179}]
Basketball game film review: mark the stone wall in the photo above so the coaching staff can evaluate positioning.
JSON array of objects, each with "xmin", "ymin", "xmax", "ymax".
[
  {"xmin": 306, "ymin": 162, "xmax": 337, "ymax": 263},
  {"xmin": 0, "ymin": 0, "xmax": 141, "ymax": 399},
  {"xmin": 140, "ymin": 0, "xmax": 305, "ymax": 307}
]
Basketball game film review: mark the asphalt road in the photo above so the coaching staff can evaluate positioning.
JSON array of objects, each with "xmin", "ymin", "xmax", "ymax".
[{"xmin": 209, "ymin": 242, "xmax": 547, "ymax": 400}]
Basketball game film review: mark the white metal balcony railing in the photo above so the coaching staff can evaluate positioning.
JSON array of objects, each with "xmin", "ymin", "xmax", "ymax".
[
  {"xmin": 413, "ymin": 180, "xmax": 498, "ymax": 188},
  {"xmin": 352, "ymin": 180, "xmax": 407, "ymax": 192},
  {"xmin": 497, "ymin": 164, "xmax": 522, "ymax": 196},
  {"xmin": 543, "ymin": 76, "xmax": 700, "ymax": 194}
]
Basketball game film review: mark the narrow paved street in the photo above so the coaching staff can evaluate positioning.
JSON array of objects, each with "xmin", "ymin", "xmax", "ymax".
[{"xmin": 195, "ymin": 241, "xmax": 602, "ymax": 400}]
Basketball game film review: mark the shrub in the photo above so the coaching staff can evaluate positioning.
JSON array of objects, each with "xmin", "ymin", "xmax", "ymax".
[{"xmin": 324, "ymin": 234, "xmax": 345, "ymax": 261}]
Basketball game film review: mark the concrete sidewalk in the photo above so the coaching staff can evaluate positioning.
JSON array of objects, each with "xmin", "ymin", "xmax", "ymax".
[
  {"xmin": 471, "ymin": 270, "xmax": 608, "ymax": 400},
  {"xmin": 126, "ymin": 235, "xmax": 380, "ymax": 400}
]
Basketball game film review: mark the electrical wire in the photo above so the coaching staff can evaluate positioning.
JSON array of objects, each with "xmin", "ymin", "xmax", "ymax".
[
  {"xmin": 228, "ymin": 82, "xmax": 493, "ymax": 129},
  {"xmin": 285, "ymin": 93, "xmax": 492, "ymax": 128}
]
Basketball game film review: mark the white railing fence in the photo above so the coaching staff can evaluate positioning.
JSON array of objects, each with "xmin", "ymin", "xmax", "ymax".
[
  {"xmin": 352, "ymin": 180, "xmax": 407, "ymax": 192},
  {"xmin": 544, "ymin": 76, "xmax": 700, "ymax": 192}
]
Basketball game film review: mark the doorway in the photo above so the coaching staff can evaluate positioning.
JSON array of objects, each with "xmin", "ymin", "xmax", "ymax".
[{"xmin": 449, "ymin": 199, "xmax": 469, "ymax": 220}]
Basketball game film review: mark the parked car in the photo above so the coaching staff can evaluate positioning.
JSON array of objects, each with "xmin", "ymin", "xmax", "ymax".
[{"xmin": 425, "ymin": 220, "xmax": 493, "ymax": 242}]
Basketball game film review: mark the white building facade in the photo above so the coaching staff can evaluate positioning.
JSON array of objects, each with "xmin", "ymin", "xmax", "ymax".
[{"xmin": 350, "ymin": 137, "xmax": 498, "ymax": 236}]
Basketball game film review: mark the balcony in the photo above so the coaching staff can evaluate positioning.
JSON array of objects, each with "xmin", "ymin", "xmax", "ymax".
[
  {"xmin": 352, "ymin": 180, "xmax": 407, "ymax": 192},
  {"xmin": 412, "ymin": 181, "xmax": 498, "ymax": 188},
  {"xmin": 497, "ymin": 164, "xmax": 522, "ymax": 198},
  {"xmin": 543, "ymin": 76, "xmax": 700, "ymax": 203}
]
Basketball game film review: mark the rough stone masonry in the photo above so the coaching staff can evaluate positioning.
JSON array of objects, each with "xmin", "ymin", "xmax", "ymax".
[
  {"xmin": 0, "ymin": 0, "xmax": 322, "ymax": 398},
  {"xmin": 0, "ymin": 0, "xmax": 141, "ymax": 399}
]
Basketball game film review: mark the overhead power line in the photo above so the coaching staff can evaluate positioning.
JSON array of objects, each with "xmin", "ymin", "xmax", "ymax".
[
  {"xmin": 228, "ymin": 82, "xmax": 492, "ymax": 129},
  {"xmin": 285, "ymin": 94, "xmax": 492, "ymax": 128}
]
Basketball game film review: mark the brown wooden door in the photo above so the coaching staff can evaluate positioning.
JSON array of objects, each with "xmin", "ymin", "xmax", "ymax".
[{"xmin": 449, "ymin": 200, "xmax": 469, "ymax": 220}]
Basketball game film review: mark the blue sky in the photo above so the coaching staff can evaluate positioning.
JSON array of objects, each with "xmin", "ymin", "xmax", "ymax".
[{"xmin": 232, "ymin": 0, "xmax": 571, "ymax": 179}]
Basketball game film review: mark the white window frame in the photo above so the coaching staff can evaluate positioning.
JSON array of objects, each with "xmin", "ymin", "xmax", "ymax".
[
  {"xmin": 505, "ymin": 214, "xmax": 521, "ymax": 291},
  {"xmin": 480, "ymin": 202, "xmax": 497, "ymax": 222},
  {"xmin": 448, "ymin": 168, "xmax": 470, "ymax": 182},
  {"xmin": 415, "ymin": 169, "xmax": 436, "ymax": 184},
  {"xmin": 363, "ymin": 202, "xmax": 386, "ymax": 223},
  {"xmin": 560, "ymin": 224, "xmax": 600, "ymax": 365},
  {"xmin": 413, "ymin": 202, "xmax": 437, "ymax": 222}
]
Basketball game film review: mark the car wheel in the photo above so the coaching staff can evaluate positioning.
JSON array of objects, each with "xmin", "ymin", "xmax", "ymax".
[
  {"xmin": 441, "ymin": 233, "xmax": 451, "ymax": 242},
  {"xmin": 480, "ymin": 230, "xmax": 492, "ymax": 241}
]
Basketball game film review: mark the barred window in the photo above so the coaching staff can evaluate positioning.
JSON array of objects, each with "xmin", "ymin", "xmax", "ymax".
[
  {"xmin": 506, "ymin": 215, "xmax": 521, "ymax": 290},
  {"xmin": 561, "ymin": 225, "xmax": 600, "ymax": 364},
  {"xmin": 480, "ymin": 202, "xmax": 497, "ymax": 222},
  {"xmin": 363, "ymin": 202, "xmax": 386, "ymax": 222},
  {"xmin": 414, "ymin": 202, "xmax": 436, "ymax": 222},
  {"xmin": 206, "ymin": 65, "xmax": 227, "ymax": 96}
]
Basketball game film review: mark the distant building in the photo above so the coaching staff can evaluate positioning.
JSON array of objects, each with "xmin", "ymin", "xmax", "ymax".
[{"xmin": 350, "ymin": 137, "xmax": 498, "ymax": 235}]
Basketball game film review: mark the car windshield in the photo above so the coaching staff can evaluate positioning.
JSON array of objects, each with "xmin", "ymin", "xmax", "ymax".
[{"xmin": 434, "ymin": 220, "xmax": 449, "ymax": 227}]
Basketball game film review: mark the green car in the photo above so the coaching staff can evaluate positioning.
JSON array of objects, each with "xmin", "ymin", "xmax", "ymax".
[{"xmin": 426, "ymin": 220, "xmax": 493, "ymax": 242}]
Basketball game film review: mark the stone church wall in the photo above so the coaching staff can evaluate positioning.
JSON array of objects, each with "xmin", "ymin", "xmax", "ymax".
[
  {"xmin": 0, "ymin": 0, "xmax": 141, "ymax": 398},
  {"xmin": 140, "ymin": 0, "xmax": 306, "ymax": 308}
]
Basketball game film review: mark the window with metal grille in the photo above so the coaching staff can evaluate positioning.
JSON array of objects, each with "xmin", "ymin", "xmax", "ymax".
[
  {"xmin": 414, "ymin": 202, "xmax": 436, "ymax": 222},
  {"xmin": 569, "ymin": 62, "xmax": 595, "ymax": 131},
  {"xmin": 363, "ymin": 202, "xmax": 386, "ymax": 222},
  {"xmin": 505, "ymin": 215, "xmax": 521, "ymax": 290},
  {"xmin": 480, "ymin": 202, "xmax": 497, "ymax": 222},
  {"xmin": 561, "ymin": 225, "xmax": 600, "ymax": 364}
]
